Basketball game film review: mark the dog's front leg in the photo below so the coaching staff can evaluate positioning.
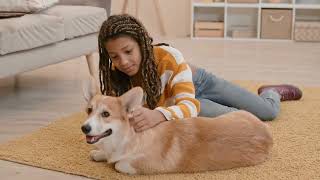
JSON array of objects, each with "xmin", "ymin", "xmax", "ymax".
[
  {"xmin": 90, "ymin": 150, "xmax": 107, "ymax": 162},
  {"xmin": 115, "ymin": 160, "xmax": 137, "ymax": 175}
]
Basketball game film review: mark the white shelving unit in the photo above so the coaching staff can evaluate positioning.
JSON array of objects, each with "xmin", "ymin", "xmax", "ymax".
[{"xmin": 191, "ymin": 0, "xmax": 320, "ymax": 41}]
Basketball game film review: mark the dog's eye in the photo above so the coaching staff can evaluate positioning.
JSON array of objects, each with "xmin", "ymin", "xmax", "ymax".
[
  {"xmin": 101, "ymin": 111, "xmax": 110, "ymax": 118},
  {"xmin": 86, "ymin": 107, "xmax": 93, "ymax": 114}
]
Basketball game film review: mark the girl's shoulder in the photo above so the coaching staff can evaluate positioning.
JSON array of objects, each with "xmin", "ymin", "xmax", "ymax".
[{"xmin": 153, "ymin": 46, "xmax": 185, "ymax": 66}]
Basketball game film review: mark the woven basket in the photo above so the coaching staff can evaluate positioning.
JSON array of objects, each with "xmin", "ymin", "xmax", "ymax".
[{"xmin": 295, "ymin": 21, "xmax": 320, "ymax": 42}]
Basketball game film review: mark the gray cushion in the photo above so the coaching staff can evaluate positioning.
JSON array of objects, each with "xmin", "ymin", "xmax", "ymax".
[
  {"xmin": 0, "ymin": 34, "xmax": 98, "ymax": 78},
  {"xmin": 0, "ymin": 0, "xmax": 59, "ymax": 13},
  {"xmin": 0, "ymin": 14, "xmax": 65, "ymax": 55},
  {"xmin": 43, "ymin": 5, "xmax": 107, "ymax": 39}
]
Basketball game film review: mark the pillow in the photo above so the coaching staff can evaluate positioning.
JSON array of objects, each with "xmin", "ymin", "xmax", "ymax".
[{"xmin": 0, "ymin": 0, "xmax": 59, "ymax": 13}]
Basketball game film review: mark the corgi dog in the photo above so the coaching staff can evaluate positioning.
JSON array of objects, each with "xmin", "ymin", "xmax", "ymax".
[{"xmin": 81, "ymin": 78, "xmax": 273, "ymax": 175}]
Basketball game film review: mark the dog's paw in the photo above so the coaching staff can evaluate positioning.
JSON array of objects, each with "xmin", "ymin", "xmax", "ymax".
[
  {"xmin": 115, "ymin": 161, "xmax": 137, "ymax": 175},
  {"xmin": 90, "ymin": 150, "xmax": 107, "ymax": 162}
]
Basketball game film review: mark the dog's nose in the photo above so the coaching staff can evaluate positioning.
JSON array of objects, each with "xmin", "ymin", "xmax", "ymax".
[{"xmin": 81, "ymin": 124, "xmax": 91, "ymax": 134}]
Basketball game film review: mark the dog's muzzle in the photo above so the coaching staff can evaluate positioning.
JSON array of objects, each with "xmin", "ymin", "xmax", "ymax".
[{"xmin": 81, "ymin": 124, "xmax": 113, "ymax": 144}]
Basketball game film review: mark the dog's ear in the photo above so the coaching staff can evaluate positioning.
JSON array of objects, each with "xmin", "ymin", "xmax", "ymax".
[
  {"xmin": 82, "ymin": 76, "xmax": 100, "ymax": 102},
  {"xmin": 120, "ymin": 87, "xmax": 144, "ymax": 112}
]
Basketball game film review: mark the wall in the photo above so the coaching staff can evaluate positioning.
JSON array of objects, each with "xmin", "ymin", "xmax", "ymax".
[
  {"xmin": 59, "ymin": 0, "xmax": 111, "ymax": 16},
  {"xmin": 111, "ymin": 0, "xmax": 191, "ymax": 38}
]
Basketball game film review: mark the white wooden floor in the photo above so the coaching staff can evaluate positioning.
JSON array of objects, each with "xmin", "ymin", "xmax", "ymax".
[{"xmin": 1, "ymin": 38, "xmax": 320, "ymax": 179}]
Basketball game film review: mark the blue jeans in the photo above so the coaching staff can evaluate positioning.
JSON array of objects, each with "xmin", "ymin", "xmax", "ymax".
[{"xmin": 192, "ymin": 68, "xmax": 281, "ymax": 121}]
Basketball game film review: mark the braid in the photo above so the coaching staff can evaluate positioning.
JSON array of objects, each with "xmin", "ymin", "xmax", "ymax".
[{"xmin": 98, "ymin": 14, "xmax": 162, "ymax": 109}]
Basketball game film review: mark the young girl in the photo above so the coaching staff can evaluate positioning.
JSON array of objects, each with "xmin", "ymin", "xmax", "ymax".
[{"xmin": 98, "ymin": 14, "xmax": 302, "ymax": 132}]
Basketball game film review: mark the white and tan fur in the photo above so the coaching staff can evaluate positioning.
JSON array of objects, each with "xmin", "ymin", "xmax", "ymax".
[{"xmin": 82, "ymin": 77, "xmax": 273, "ymax": 175}]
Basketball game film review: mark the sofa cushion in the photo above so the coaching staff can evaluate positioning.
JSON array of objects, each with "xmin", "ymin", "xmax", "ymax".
[
  {"xmin": 43, "ymin": 5, "xmax": 106, "ymax": 39},
  {"xmin": 0, "ymin": 14, "xmax": 65, "ymax": 55},
  {"xmin": 0, "ymin": 0, "xmax": 59, "ymax": 13}
]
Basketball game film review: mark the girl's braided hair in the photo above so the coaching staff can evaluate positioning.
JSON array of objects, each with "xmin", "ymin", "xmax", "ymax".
[{"xmin": 98, "ymin": 14, "xmax": 162, "ymax": 109}]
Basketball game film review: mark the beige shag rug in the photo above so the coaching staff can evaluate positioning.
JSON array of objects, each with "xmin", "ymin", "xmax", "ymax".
[{"xmin": 0, "ymin": 81, "xmax": 320, "ymax": 180}]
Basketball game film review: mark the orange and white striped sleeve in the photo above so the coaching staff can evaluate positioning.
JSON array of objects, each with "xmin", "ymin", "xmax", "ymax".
[{"xmin": 155, "ymin": 46, "xmax": 200, "ymax": 120}]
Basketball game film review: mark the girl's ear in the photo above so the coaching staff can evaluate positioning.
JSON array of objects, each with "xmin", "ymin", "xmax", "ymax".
[
  {"xmin": 82, "ymin": 76, "xmax": 100, "ymax": 102},
  {"xmin": 120, "ymin": 87, "xmax": 144, "ymax": 112}
]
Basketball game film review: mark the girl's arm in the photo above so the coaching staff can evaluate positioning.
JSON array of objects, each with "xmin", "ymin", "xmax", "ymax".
[{"xmin": 155, "ymin": 62, "xmax": 200, "ymax": 120}]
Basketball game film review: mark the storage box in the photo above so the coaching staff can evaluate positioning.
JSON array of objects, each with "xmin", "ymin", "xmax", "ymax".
[
  {"xmin": 195, "ymin": 29, "xmax": 224, "ymax": 37},
  {"xmin": 230, "ymin": 25, "xmax": 256, "ymax": 38},
  {"xmin": 232, "ymin": 29, "xmax": 256, "ymax": 38},
  {"xmin": 195, "ymin": 21, "xmax": 224, "ymax": 30},
  {"xmin": 294, "ymin": 21, "xmax": 320, "ymax": 42},
  {"xmin": 194, "ymin": 0, "xmax": 224, "ymax": 2},
  {"xmin": 232, "ymin": 30, "xmax": 256, "ymax": 38},
  {"xmin": 227, "ymin": 0, "xmax": 258, "ymax": 3},
  {"xmin": 193, "ymin": 0, "xmax": 213, "ymax": 3},
  {"xmin": 267, "ymin": 0, "xmax": 291, "ymax": 3},
  {"xmin": 194, "ymin": 20, "xmax": 224, "ymax": 37},
  {"xmin": 261, "ymin": 9, "xmax": 292, "ymax": 39}
]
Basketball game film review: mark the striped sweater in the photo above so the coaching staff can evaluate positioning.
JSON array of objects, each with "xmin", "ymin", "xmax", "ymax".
[{"xmin": 153, "ymin": 46, "xmax": 200, "ymax": 120}]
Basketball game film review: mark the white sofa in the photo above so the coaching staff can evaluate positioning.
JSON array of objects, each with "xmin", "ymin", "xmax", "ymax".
[{"xmin": 0, "ymin": 2, "xmax": 107, "ymax": 81}]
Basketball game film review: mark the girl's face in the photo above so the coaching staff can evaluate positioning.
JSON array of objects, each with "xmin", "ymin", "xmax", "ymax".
[{"xmin": 105, "ymin": 36, "xmax": 142, "ymax": 76}]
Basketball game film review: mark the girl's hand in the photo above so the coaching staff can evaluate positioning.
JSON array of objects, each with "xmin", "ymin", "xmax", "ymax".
[{"xmin": 128, "ymin": 107, "xmax": 166, "ymax": 132}]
